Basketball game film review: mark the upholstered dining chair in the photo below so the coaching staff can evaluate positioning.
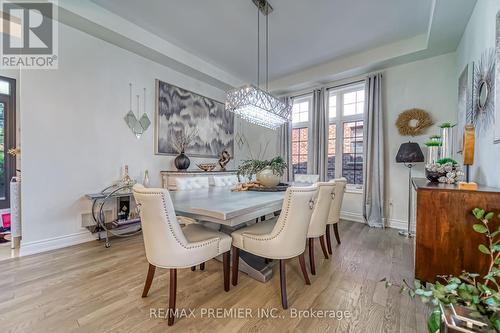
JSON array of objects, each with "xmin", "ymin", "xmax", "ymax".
[
  {"xmin": 294, "ymin": 174, "xmax": 320, "ymax": 184},
  {"xmin": 175, "ymin": 176, "xmax": 210, "ymax": 190},
  {"xmin": 307, "ymin": 182, "xmax": 335, "ymax": 275},
  {"xmin": 326, "ymin": 178, "xmax": 347, "ymax": 254},
  {"xmin": 132, "ymin": 184, "xmax": 232, "ymax": 326},
  {"xmin": 213, "ymin": 174, "xmax": 239, "ymax": 187},
  {"xmin": 230, "ymin": 186, "xmax": 317, "ymax": 309}
]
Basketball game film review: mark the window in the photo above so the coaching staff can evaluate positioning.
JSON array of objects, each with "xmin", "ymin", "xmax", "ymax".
[
  {"xmin": 342, "ymin": 121, "xmax": 364, "ymax": 185},
  {"xmin": 327, "ymin": 83, "xmax": 365, "ymax": 187},
  {"xmin": 288, "ymin": 84, "xmax": 364, "ymax": 187},
  {"xmin": 291, "ymin": 127, "xmax": 308, "ymax": 174},
  {"xmin": 291, "ymin": 95, "xmax": 312, "ymax": 175}
]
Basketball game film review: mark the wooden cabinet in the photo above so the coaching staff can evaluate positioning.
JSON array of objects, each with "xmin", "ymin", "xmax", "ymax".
[{"xmin": 413, "ymin": 178, "xmax": 500, "ymax": 283}]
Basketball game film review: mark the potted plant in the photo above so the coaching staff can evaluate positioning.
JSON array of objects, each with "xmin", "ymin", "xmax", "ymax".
[
  {"xmin": 237, "ymin": 156, "xmax": 288, "ymax": 187},
  {"xmin": 425, "ymin": 139, "xmax": 442, "ymax": 164},
  {"xmin": 383, "ymin": 208, "xmax": 500, "ymax": 332}
]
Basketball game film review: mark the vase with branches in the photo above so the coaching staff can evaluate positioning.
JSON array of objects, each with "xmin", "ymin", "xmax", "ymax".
[{"xmin": 172, "ymin": 128, "xmax": 198, "ymax": 170}]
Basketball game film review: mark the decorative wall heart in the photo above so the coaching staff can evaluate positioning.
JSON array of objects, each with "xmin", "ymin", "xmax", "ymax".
[{"xmin": 124, "ymin": 84, "xmax": 151, "ymax": 138}]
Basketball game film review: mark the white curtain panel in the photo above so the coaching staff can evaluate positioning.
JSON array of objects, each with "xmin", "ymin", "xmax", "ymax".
[
  {"xmin": 279, "ymin": 96, "xmax": 293, "ymax": 182},
  {"xmin": 311, "ymin": 88, "xmax": 329, "ymax": 181},
  {"xmin": 363, "ymin": 73, "xmax": 385, "ymax": 228}
]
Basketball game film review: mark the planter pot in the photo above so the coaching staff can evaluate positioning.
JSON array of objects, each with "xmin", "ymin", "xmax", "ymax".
[
  {"xmin": 441, "ymin": 127, "xmax": 453, "ymax": 158},
  {"xmin": 256, "ymin": 167, "xmax": 281, "ymax": 187},
  {"xmin": 427, "ymin": 146, "xmax": 440, "ymax": 164},
  {"xmin": 174, "ymin": 152, "xmax": 190, "ymax": 170}
]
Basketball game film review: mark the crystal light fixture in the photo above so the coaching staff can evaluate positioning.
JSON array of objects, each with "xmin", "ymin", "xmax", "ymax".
[{"xmin": 225, "ymin": 0, "xmax": 291, "ymax": 130}]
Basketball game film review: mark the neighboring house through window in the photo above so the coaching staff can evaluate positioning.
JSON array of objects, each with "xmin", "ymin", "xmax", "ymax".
[{"xmin": 290, "ymin": 83, "xmax": 365, "ymax": 189}]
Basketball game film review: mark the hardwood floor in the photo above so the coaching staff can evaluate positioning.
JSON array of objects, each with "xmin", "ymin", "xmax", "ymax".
[{"xmin": 0, "ymin": 222, "xmax": 429, "ymax": 332}]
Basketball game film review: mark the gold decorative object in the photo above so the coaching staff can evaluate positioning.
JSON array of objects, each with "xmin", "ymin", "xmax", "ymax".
[
  {"xmin": 218, "ymin": 150, "xmax": 232, "ymax": 171},
  {"xmin": 395, "ymin": 108, "xmax": 433, "ymax": 136},
  {"xmin": 7, "ymin": 148, "xmax": 20, "ymax": 156},
  {"xmin": 196, "ymin": 163, "xmax": 217, "ymax": 172},
  {"xmin": 463, "ymin": 124, "xmax": 475, "ymax": 165},
  {"xmin": 232, "ymin": 181, "xmax": 263, "ymax": 192}
]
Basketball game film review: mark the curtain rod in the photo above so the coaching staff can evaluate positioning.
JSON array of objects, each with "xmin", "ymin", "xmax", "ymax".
[
  {"xmin": 326, "ymin": 79, "xmax": 365, "ymax": 91},
  {"xmin": 289, "ymin": 78, "xmax": 366, "ymax": 100}
]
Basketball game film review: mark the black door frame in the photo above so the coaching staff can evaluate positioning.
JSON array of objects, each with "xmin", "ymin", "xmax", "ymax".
[{"xmin": 0, "ymin": 76, "xmax": 16, "ymax": 209}]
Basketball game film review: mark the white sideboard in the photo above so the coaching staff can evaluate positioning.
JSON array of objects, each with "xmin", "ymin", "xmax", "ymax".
[{"xmin": 160, "ymin": 170, "xmax": 238, "ymax": 190}]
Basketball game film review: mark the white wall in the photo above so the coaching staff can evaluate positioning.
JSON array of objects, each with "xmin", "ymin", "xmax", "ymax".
[
  {"xmin": 456, "ymin": 0, "xmax": 500, "ymax": 187},
  {"xmin": 331, "ymin": 53, "xmax": 458, "ymax": 228},
  {"xmin": 384, "ymin": 53, "xmax": 457, "ymax": 229},
  {"xmin": 5, "ymin": 22, "xmax": 276, "ymax": 254}
]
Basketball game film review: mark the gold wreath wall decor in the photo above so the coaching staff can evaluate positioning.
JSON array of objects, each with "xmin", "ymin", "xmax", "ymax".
[{"xmin": 396, "ymin": 108, "xmax": 433, "ymax": 136}]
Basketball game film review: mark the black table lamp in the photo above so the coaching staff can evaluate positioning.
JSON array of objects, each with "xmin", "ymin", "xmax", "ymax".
[{"xmin": 396, "ymin": 142, "xmax": 424, "ymax": 238}]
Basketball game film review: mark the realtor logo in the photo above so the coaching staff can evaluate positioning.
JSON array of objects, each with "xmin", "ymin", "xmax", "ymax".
[{"xmin": 1, "ymin": 0, "xmax": 58, "ymax": 69}]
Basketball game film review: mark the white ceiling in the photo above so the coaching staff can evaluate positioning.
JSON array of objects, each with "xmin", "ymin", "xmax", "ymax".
[{"xmin": 90, "ymin": 0, "xmax": 434, "ymax": 83}]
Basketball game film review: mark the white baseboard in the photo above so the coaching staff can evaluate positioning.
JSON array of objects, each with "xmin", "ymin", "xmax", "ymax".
[
  {"xmin": 340, "ymin": 211, "xmax": 365, "ymax": 223},
  {"xmin": 340, "ymin": 211, "xmax": 415, "ymax": 231},
  {"xmin": 20, "ymin": 230, "xmax": 95, "ymax": 256}
]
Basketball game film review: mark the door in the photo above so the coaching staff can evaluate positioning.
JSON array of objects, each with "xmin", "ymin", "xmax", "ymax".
[{"xmin": 0, "ymin": 77, "xmax": 16, "ymax": 209}]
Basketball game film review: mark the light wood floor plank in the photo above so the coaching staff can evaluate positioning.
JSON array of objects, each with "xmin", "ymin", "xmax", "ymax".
[{"xmin": 0, "ymin": 222, "xmax": 428, "ymax": 332}]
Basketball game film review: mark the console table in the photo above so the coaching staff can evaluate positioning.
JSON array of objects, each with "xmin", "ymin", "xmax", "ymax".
[
  {"xmin": 160, "ymin": 170, "xmax": 238, "ymax": 190},
  {"xmin": 413, "ymin": 178, "xmax": 500, "ymax": 283}
]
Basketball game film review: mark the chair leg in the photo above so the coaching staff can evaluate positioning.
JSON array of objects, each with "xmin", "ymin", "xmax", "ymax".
[
  {"xmin": 298, "ymin": 253, "xmax": 311, "ymax": 285},
  {"xmin": 280, "ymin": 259, "xmax": 288, "ymax": 309},
  {"xmin": 308, "ymin": 238, "xmax": 316, "ymax": 275},
  {"xmin": 200, "ymin": 263, "xmax": 205, "ymax": 271},
  {"xmin": 333, "ymin": 223, "xmax": 341, "ymax": 244},
  {"xmin": 320, "ymin": 235, "xmax": 329, "ymax": 259},
  {"xmin": 326, "ymin": 224, "xmax": 333, "ymax": 255},
  {"xmin": 232, "ymin": 246, "xmax": 239, "ymax": 286},
  {"xmin": 223, "ymin": 251, "xmax": 230, "ymax": 292},
  {"xmin": 191, "ymin": 266, "xmax": 196, "ymax": 271},
  {"xmin": 168, "ymin": 268, "xmax": 177, "ymax": 326},
  {"xmin": 141, "ymin": 264, "xmax": 156, "ymax": 297}
]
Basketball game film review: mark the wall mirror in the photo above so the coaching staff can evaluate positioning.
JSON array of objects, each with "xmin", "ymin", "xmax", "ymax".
[
  {"xmin": 471, "ymin": 49, "xmax": 495, "ymax": 131},
  {"xmin": 478, "ymin": 80, "xmax": 490, "ymax": 110}
]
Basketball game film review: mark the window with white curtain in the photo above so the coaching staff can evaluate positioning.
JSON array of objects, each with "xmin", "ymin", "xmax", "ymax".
[{"xmin": 289, "ymin": 83, "xmax": 364, "ymax": 188}]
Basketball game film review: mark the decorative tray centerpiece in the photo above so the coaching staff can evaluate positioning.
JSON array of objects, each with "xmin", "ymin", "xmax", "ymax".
[
  {"xmin": 248, "ymin": 183, "xmax": 290, "ymax": 192},
  {"xmin": 232, "ymin": 181, "xmax": 290, "ymax": 192},
  {"xmin": 197, "ymin": 163, "xmax": 217, "ymax": 172}
]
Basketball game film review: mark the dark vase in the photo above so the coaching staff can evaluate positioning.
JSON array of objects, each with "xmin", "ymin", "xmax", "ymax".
[{"xmin": 175, "ymin": 152, "xmax": 190, "ymax": 170}]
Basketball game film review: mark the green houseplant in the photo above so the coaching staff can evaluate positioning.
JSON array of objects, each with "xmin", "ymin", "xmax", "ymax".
[
  {"xmin": 237, "ymin": 156, "xmax": 288, "ymax": 186},
  {"xmin": 383, "ymin": 208, "xmax": 500, "ymax": 332}
]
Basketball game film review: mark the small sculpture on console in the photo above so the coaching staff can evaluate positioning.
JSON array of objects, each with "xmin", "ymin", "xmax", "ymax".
[{"xmin": 218, "ymin": 150, "xmax": 232, "ymax": 171}]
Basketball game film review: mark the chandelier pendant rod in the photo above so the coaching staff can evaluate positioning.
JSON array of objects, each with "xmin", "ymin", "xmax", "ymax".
[
  {"xmin": 257, "ymin": 7, "xmax": 260, "ymax": 89},
  {"xmin": 266, "ymin": 10, "xmax": 269, "ymax": 92}
]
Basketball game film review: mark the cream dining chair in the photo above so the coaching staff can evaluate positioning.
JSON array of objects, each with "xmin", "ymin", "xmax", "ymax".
[
  {"xmin": 326, "ymin": 178, "xmax": 347, "ymax": 254},
  {"xmin": 294, "ymin": 174, "xmax": 320, "ymax": 184},
  {"xmin": 174, "ymin": 175, "xmax": 212, "ymax": 271},
  {"xmin": 132, "ymin": 184, "xmax": 232, "ymax": 326},
  {"xmin": 175, "ymin": 176, "xmax": 210, "ymax": 190},
  {"xmin": 230, "ymin": 186, "xmax": 317, "ymax": 309},
  {"xmin": 213, "ymin": 174, "xmax": 239, "ymax": 187},
  {"xmin": 306, "ymin": 182, "xmax": 335, "ymax": 275}
]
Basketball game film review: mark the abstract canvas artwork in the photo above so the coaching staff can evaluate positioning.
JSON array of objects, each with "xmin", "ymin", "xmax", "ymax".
[{"xmin": 155, "ymin": 80, "xmax": 234, "ymax": 157}]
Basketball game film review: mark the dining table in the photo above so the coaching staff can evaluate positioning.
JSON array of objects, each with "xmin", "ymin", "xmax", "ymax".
[{"xmin": 169, "ymin": 187, "xmax": 287, "ymax": 282}]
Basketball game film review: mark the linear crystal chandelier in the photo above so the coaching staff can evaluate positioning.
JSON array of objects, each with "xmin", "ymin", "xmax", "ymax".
[{"xmin": 225, "ymin": 0, "xmax": 291, "ymax": 130}]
